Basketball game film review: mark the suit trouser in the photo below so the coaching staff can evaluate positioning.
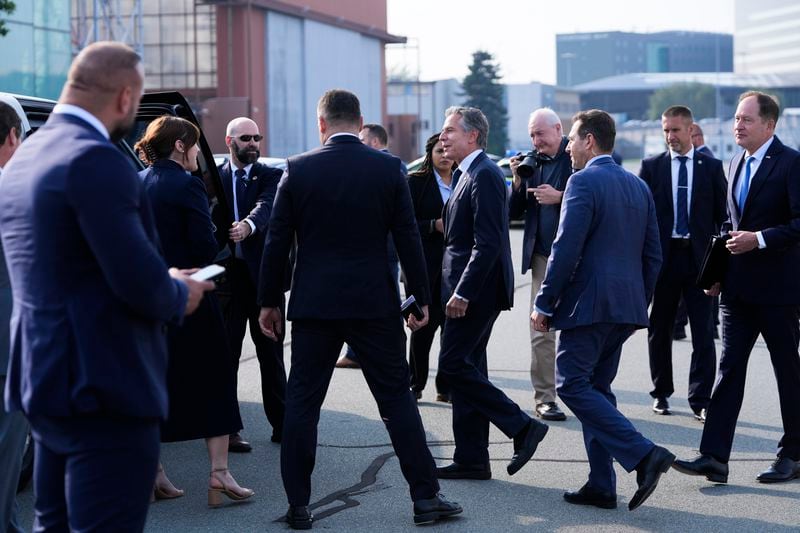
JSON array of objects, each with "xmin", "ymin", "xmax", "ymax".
[
  {"xmin": 648, "ymin": 243, "xmax": 716, "ymax": 410},
  {"xmin": 343, "ymin": 261, "xmax": 400, "ymax": 364},
  {"xmin": 528, "ymin": 254, "xmax": 557, "ymax": 404},
  {"xmin": 282, "ymin": 317, "xmax": 439, "ymax": 506},
  {"xmin": 438, "ymin": 303, "xmax": 530, "ymax": 465},
  {"xmin": 27, "ymin": 414, "xmax": 159, "ymax": 533},
  {"xmin": 556, "ymin": 323, "xmax": 655, "ymax": 495},
  {"xmin": 0, "ymin": 376, "xmax": 29, "ymax": 533},
  {"xmin": 409, "ymin": 275, "xmax": 449, "ymax": 394},
  {"xmin": 700, "ymin": 302, "xmax": 800, "ymax": 462},
  {"xmin": 225, "ymin": 258, "xmax": 286, "ymax": 436}
]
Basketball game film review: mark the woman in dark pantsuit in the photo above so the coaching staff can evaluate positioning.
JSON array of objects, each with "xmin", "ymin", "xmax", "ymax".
[
  {"xmin": 406, "ymin": 132, "xmax": 455, "ymax": 402},
  {"xmin": 135, "ymin": 116, "xmax": 253, "ymax": 507}
]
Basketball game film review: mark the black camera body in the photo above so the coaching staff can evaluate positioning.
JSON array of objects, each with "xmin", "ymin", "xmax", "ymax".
[{"xmin": 516, "ymin": 150, "xmax": 553, "ymax": 179}]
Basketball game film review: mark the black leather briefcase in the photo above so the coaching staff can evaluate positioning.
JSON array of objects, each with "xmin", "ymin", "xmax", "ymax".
[{"xmin": 697, "ymin": 234, "xmax": 731, "ymax": 290}]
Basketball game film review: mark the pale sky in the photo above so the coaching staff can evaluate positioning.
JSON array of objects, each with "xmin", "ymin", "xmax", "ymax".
[{"xmin": 386, "ymin": 0, "xmax": 735, "ymax": 85}]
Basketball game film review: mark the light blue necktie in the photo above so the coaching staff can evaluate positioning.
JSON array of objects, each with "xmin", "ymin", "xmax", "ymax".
[{"xmin": 737, "ymin": 156, "xmax": 755, "ymax": 211}]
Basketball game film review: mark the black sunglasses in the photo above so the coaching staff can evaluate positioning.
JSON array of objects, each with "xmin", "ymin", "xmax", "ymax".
[{"xmin": 236, "ymin": 134, "xmax": 263, "ymax": 142}]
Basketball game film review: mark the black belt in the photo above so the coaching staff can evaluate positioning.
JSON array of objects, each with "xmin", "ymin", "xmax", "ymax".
[{"xmin": 670, "ymin": 238, "xmax": 691, "ymax": 249}]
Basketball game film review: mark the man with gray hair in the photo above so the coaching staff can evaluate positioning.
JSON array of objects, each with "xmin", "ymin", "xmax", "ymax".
[
  {"xmin": 435, "ymin": 106, "xmax": 549, "ymax": 481},
  {"xmin": 509, "ymin": 107, "xmax": 572, "ymax": 422}
]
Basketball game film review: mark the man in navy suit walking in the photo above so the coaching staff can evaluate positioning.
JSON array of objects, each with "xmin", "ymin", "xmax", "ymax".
[
  {"xmin": 639, "ymin": 105, "xmax": 727, "ymax": 420},
  {"xmin": 218, "ymin": 117, "xmax": 285, "ymax": 451},
  {"xmin": 674, "ymin": 91, "xmax": 800, "ymax": 484},
  {"xmin": 258, "ymin": 89, "xmax": 461, "ymax": 528},
  {"xmin": 0, "ymin": 42, "xmax": 212, "ymax": 531},
  {"xmin": 435, "ymin": 106, "xmax": 549, "ymax": 482},
  {"xmin": 532, "ymin": 109, "xmax": 674, "ymax": 511}
]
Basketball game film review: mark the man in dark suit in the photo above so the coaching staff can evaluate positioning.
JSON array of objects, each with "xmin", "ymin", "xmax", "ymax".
[
  {"xmin": 508, "ymin": 107, "xmax": 572, "ymax": 422},
  {"xmin": 0, "ymin": 42, "xmax": 211, "ymax": 532},
  {"xmin": 692, "ymin": 124, "xmax": 715, "ymax": 158},
  {"xmin": 258, "ymin": 89, "xmax": 460, "ymax": 528},
  {"xmin": 638, "ymin": 106, "xmax": 727, "ymax": 420},
  {"xmin": 335, "ymin": 122, "xmax": 404, "ymax": 370},
  {"xmin": 218, "ymin": 117, "xmax": 285, "ymax": 451},
  {"xmin": 674, "ymin": 122, "xmax": 721, "ymax": 342},
  {"xmin": 435, "ymin": 106, "xmax": 548, "ymax": 482},
  {"xmin": 0, "ymin": 98, "xmax": 26, "ymax": 533},
  {"xmin": 674, "ymin": 91, "xmax": 800, "ymax": 484},
  {"xmin": 533, "ymin": 109, "xmax": 673, "ymax": 511}
]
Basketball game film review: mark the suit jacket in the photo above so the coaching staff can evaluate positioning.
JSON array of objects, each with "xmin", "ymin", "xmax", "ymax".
[
  {"xmin": 0, "ymin": 113, "xmax": 187, "ymax": 418},
  {"xmin": 218, "ymin": 160, "xmax": 282, "ymax": 283},
  {"xmin": 407, "ymin": 170, "xmax": 446, "ymax": 292},
  {"xmin": 508, "ymin": 137, "xmax": 572, "ymax": 273},
  {"xmin": 638, "ymin": 150, "xmax": 727, "ymax": 272},
  {"xmin": 442, "ymin": 151, "xmax": 514, "ymax": 310},
  {"xmin": 696, "ymin": 145, "xmax": 715, "ymax": 159},
  {"xmin": 0, "ymin": 168, "xmax": 9, "ymax": 377},
  {"xmin": 721, "ymin": 136, "xmax": 800, "ymax": 305},
  {"xmin": 258, "ymin": 134, "xmax": 429, "ymax": 319},
  {"xmin": 535, "ymin": 156, "xmax": 662, "ymax": 330},
  {"xmin": 141, "ymin": 159, "xmax": 219, "ymax": 269}
]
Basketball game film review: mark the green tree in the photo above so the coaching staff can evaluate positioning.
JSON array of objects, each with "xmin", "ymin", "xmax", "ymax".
[
  {"xmin": 461, "ymin": 50, "xmax": 508, "ymax": 155},
  {"xmin": 0, "ymin": 1, "xmax": 15, "ymax": 37},
  {"xmin": 648, "ymin": 82, "xmax": 716, "ymax": 120}
]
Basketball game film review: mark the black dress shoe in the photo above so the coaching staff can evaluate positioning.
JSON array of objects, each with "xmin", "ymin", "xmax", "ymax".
[
  {"xmin": 436, "ymin": 462, "xmax": 491, "ymax": 480},
  {"xmin": 673, "ymin": 327, "xmax": 687, "ymax": 340},
  {"xmin": 756, "ymin": 457, "xmax": 800, "ymax": 483},
  {"xmin": 507, "ymin": 419, "xmax": 549, "ymax": 476},
  {"xmin": 563, "ymin": 483, "xmax": 617, "ymax": 509},
  {"xmin": 652, "ymin": 397, "xmax": 671, "ymax": 415},
  {"xmin": 413, "ymin": 389, "xmax": 423, "ymax": 401},
  {"xmin": 692, "ymin": 408, "xmax": 707, "ymax": 422},
  {"xmin": 413, "ymin": 493, "xmax": 463, "ymax": 525},
  {"xmin": 228, "ymin": 433, "xmax": 252, "ymax": 453},
  {"xmin": 672, "ymin": 453, "xmax": 728, "ymax": 483},
  {"xmin": 629, "ymin": 445, "xmax": 675, "ymax": 511},
  {"xmin": 435, "ymin": 392, "xmax": 451, "ymax": 403},
  {"xmin": 285, "ymin": 506, "xmax": 312, "ymax": 530},
  {"xmin": 535, "ymin": 402, "xmax": 567, "ymax": 421}
]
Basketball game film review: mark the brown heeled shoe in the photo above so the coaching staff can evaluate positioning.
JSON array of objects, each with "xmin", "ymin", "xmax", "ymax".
[
  {"xmin": 208, "ymin": 468, "xmax": 254, "ymax": 507},
  {"xmin": 153, "ymin": 465, "xmax": 184, "ymax": 501}
]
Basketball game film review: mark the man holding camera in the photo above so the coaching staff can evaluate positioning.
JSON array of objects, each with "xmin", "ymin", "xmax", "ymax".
[{"xmin": 509, "ymin": 107, "xmax": 572, "ymax": 422}]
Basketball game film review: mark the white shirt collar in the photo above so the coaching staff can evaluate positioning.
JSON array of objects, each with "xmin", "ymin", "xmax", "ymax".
[
  {"xmin": 232, "ymin": 162, "xmax": 253, "ymax": 176},
  {"xmin": 457, "ymin": 149, "xmax": 483, "ymax": 174},
  {"xmin": 745, "ymin": 135, "xmax": 774, "ymax": 161},
  {"xmin": 328, "ymin": 132, "xmax": 359, "ymax": 141},
  {"xmin": 586, "ymin": 154, "xmax": 613, "ymax": 167},
  {"xmin": 52, "ymin": 103, "xmax": 109, "ymax": 140},
  {"xmin": 669, "ymin": 147, "xmax": 695, "ymax": 160}
]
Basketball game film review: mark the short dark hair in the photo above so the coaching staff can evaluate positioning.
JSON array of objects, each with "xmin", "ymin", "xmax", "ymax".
[
  {"xmin": 317, "ymin": 89, "xmax": 361, "ymax": 127},
  {"xmin": 739, "ymin": 90, "xmax": 780, "ymax": 125},
  {"xmin": 0, "ymin": 101, "xmax": 21, "ymax": 146},
  {"xmin": 662, "ymin": 105, "xmax": 693, "ymax": 122},
  {"xmin": 361, "ymin": 123, "xmax": 388, "ymax": 147},
  {"xmin": 572, "ymin": 109, "xmax": 616, "ymax": 152}
]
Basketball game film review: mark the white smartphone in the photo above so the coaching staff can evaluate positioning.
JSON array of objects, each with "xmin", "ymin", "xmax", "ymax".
[{"xmin": 189, "ymin": 264, "xmax": 226, "ymax": 282}]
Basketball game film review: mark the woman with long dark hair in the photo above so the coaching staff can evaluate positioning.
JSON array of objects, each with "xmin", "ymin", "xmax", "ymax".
[
  {"xmin": 406, "ymin": 132, "xmax": 455, "ymax": 402},
  {"xmin": 135, "ymin": 116, "xmax": 253, "ymax": 507}
]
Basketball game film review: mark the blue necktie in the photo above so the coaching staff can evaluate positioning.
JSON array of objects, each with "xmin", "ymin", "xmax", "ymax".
[
  {"xmin": 675, "ymin": 156, "xmax": 689, "ymax": 236},
  {"xmin": 234, "ymin": 168, "xmax": 247, "ymax": 258},
  {"xmin": 737, "ymin": 156, "xmax": 756, "ymax": 211},
  {"xmin": 452, "ymin": 168, "xmax": 462, "ymax": 188}
]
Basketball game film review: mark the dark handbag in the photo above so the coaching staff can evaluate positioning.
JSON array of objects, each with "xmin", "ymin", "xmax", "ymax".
[{"xmin": 697, "ymin": 234, "xmax": 731, "ymax": 290}]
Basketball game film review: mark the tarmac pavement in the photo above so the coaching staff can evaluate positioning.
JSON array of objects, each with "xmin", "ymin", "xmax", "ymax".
[{"xmin": 15, "ymin": 226, "xmax": 800, "ymax": 532}]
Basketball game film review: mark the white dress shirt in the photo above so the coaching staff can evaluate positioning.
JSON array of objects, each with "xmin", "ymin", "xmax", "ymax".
[{"xmin": 52, "ymin": 103, "xmax": 109, "ymax": 140}]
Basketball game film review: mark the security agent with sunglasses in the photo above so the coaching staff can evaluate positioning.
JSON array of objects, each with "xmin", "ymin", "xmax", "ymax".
[{"xmin": 218, "ymin": 118, "xmax": 286, "ymax": 452}]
